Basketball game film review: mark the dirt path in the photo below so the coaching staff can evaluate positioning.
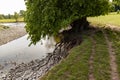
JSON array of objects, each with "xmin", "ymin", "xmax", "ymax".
[
  {"xmin": 0, "ymin": 27, "xmax": 26, "ymax": 46},
  {"xmin": 89, "ymin": 35, "xmax": 96, "ymax": 80},
  {"xmin": 103, "ymin": 30, "xmax": 119, "ymax": 80}
]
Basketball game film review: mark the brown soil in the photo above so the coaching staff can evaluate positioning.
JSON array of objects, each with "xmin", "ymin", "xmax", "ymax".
[
  {"xmin": 0, "ymin": 27, "xmax": 26, "ymax": 46},
  {"xmin": 88, "ymin": 33, "xmax": 96, "ymax": 80}
]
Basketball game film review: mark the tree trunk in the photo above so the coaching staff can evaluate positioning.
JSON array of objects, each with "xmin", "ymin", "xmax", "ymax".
[{"xmin": 70, "ymin": 17, "xmax": 89, "ymax": 33}]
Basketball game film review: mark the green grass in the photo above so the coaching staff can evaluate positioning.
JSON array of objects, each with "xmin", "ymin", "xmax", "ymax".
[
  {"xmin": 93, "ymin": 31, "xmax": 111, "ymax": 80},
  {"xmin": 41, "ymin": 36, "xmax": 92, "ymax": 80},
  {"xmin": 39, "ymin": 12, "xmax": 120, "ymax": 80},
  {"xmin": 0, "ymin": 18, "xmax": 24, "ymax": 23},
  {"xmin": 88, "ymin": 12, "xmax": 120, "ymax": 27},
  {"xmin": 105, "ymin": 29, "xmax": 120, "ymax": 78},
  {"xmin": 40, "ymin": 30, "xmax": 113, "ymax": 80}
]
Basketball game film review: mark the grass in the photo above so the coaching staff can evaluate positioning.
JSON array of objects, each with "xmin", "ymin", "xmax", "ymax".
[
  {"xmin": 40, "ymin": 30, "xmax": 113, "ymax": 80},
  {"xmin": 39, "ymin": 12, "xmax": 120, "ymax": 80},
  {"xmin": 41, "ymin": 36, "xmax": 92, "ymax": 80},
  {"xmin": 88, "ymin": 12, "xmax": 120, "ymax": 27},
  {"xmin": 0, "ymin": 17, "xmax": 24, "ymax": 23},
  {"xmin": 105, "ymin": 29, "xmax": 120, "ymax": 78},
  {"xmin": 93, "ymin": 31, "xmax": 111, "ymax": 80}
]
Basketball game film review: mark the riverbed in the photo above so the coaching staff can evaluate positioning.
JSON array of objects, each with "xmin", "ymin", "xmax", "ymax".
[{"xmin": 0, "ymin": 23, "xmax": 56, "ymax": 79}]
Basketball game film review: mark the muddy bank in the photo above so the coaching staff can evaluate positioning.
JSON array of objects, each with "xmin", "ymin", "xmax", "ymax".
[
  {"xmin": 2, "ymin": 47, "xmax": 69, "ymax": 80},
  {"xmin": 1, "ymin": 27, "xmax": 83, "ymax": 80},
  {"xmin": 0, "ymin": 26, "xmax": 26, "ymax": 45}
]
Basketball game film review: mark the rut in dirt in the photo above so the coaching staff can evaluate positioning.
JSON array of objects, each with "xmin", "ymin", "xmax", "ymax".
[
  {"xmin": 103, "ymin": 30, "xmax": 119, "ymax": 80},
  {"xmin": 88, "ymin": 34, "xmax": 96, "ymax": 80}
]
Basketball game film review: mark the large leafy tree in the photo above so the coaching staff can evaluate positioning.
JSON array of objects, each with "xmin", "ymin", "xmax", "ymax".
[
  {"xmin": 113, "ymin": 0, "xmax": 120, "ymax": 4},
  {"xmin": 25, "ymin": 0, "xmax": 110, "ymax": 44},
  {"xmin": 113, "ymin": 0, "xmax": 120, "ymax": 11}
]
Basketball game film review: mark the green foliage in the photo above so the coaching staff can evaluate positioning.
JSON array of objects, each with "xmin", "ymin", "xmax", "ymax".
[
  {"xmin": 113, "ymin": 0, "xmax": 120, "ymax": 5},
  {"xmin": 112, "ymin": 0, "xmax": 120, "ymax": 11},
  {"xmin": 109, "ymin": 2, "xmax": 115, "ymax": 12},
  {"xmin": 117, "ymin": 10, "xmax": 120, "ymax": 13},
  {"xmin": 25, "ymin": 0, "xmax": 110, "ymax": 44},
  {"xmin": 0, "ymin": 14, "xmax": 4, "ymax": 19},
  {"xmin": 19, "ymin": 10, "xmax": 26, "ymax": 17},
  {"xmin": 0, "ymin": 14, "xmax": 14, "ymax": 19},
  {"xmin": 14, "ymin": 12, "xmax": 19, "ymax": 22}
]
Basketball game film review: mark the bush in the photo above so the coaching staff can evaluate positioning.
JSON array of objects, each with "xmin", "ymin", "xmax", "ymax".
[{"xmin": 117, "ymin": 10, "xmax": 120, "ymax": 14}]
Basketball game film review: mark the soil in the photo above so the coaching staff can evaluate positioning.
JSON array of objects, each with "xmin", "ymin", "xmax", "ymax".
[{"xmin": 89, "ymin": 35, "xmax": 96, "ymax": 80}]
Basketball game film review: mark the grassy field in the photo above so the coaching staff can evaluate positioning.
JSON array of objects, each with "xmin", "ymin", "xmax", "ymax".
[
  {"xmin": 0, "ymin": 17, "xmax": 24, "ymax": 23},
  {"xmin": 88, "ymin": 12, "xmax": 120, "ymax": 27}
]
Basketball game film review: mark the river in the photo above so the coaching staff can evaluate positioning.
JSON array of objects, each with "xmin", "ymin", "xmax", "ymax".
[{"xmin": 0, "ymin": 23, "xmax": 56, "ymax": 79}]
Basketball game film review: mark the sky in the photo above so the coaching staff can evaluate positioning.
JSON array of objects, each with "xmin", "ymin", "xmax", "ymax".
[
  {"xmin": 0, "ymin": 0, "xmax": 26, "ymax": 15},
  {"xmin": 110, "ymin": 0, "xmax": 112, "ymax": 2}
]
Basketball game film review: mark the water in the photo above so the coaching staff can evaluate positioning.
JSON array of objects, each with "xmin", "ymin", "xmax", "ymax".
[
  {"xmin": 0, "ymin": 22, "xmax": 25, "ymax": 27},
  {"xmin": 0, "ymin": 23, "xmax": 56, "ymax": 78},
  {"xmin": 0, "ymin": 35, "xmax": 55, "ymax": 63}
]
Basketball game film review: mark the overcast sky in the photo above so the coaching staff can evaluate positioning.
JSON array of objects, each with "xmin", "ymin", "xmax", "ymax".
[{"xmin": 0, "ymin": 0, "xmax": 26, "ymax": 15}]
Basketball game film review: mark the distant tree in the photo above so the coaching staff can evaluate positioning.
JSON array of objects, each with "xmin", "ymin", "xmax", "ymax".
[
  {"xmin": 14, "ymin": 12, "xmax": 19, "ymax": 22},
  {"xmin": 25, "ymin": 0, "xmax": 110, "ymax": 45},
  {"xmin": 0, "ymin": 14, "xmax": 4, "ymax": 19},
  {"xmin": 112, "ymin": 0, "xmax": 120, "ymax": 11},
  {"xmin": 8, "ymin": 14, "xmax": 11, "ymax": 19},
  {"xmin": 19, "ymin": 10, "xmax": 26, "ymax": 17},
  {"xmin": 113, "ymin": 0, "xmax": 120, "ymax": 4}
]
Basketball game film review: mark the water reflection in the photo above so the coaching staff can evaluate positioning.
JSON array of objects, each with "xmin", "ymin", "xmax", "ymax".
[{"xmin": 0, "ymin": 35, "xmax": 56, "ymax": 64}]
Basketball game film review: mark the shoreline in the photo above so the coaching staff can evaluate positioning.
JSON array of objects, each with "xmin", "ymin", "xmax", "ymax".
[
  {"xmin": 0, "ymin": 25, "xmax": 27, "ymax": 79},
  {"xmin": 0, "ymin": 21, "xmax": 24, "ymax": 23},
  {"xmin": 0, "ymin": 26, "xmax": 27, "ymax": 46}
]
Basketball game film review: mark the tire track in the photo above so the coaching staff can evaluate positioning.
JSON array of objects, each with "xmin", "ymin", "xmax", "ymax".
[
  {"xmin": 89, "ymin": 35, "xmax": 96, "ymax": 80},
  {"xmin": 103, "ymin": 30, "xmax": 119, "ymax": 80}
]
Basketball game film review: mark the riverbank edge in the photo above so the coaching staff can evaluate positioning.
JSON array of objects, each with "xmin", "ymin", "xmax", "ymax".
[
  {"xmin": 0, "ymin": 26, "xmax": 27, "ymax": 46},
  {"xmin": 0, "ymin": 21, "xmax": 24, "ymax": 23}
]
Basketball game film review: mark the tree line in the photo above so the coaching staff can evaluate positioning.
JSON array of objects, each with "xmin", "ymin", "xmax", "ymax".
[{"xmin": 0, "ymin": 10, "xmax": 25, "ymax": 20}]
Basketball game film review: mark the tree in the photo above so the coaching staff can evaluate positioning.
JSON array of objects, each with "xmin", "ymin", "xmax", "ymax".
[
  {"xmin": 112, "ymin": 0, "xmax": 120, "ymax": 11},
  {"xmin": 14, "ymin": 12, "xmax": 19, "ymax": 22},
  {"xmin": 19, "ymin": 10, "xmax": 26, "ymax": 17},
  {"xmin": 25, "ymin": 0, "xmax": 110, "ymax": 45},
  {"xmin": 0, "ymin": 14, "xmax": 4, "ymax": 19}
]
